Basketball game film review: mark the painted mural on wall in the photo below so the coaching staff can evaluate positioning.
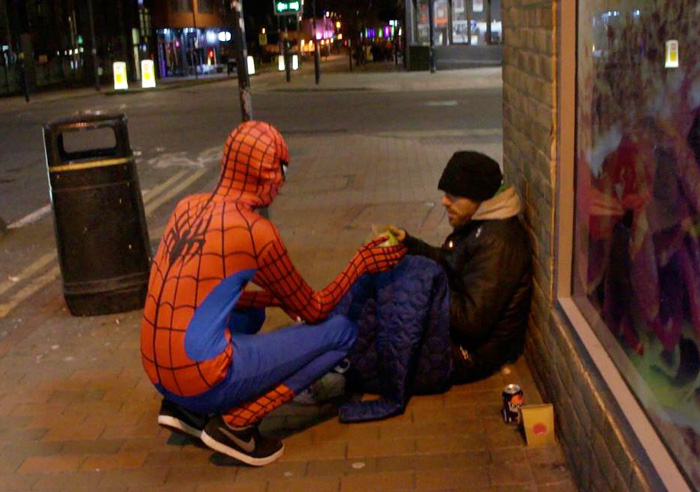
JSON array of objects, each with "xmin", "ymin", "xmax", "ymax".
[{"xmin": 574, "ymin": 0, "xmax": 700, "ymax": 486}]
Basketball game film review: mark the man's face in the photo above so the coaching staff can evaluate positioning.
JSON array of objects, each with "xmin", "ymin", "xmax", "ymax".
[{"xmin": 441, "ymin": 193, "xmax": 480, "ymax": 228}]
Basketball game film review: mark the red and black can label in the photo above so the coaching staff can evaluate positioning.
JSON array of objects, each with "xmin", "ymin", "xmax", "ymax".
[{"xmin": 502, "ymin": 384, "xmax": 524, "ymax": 424}]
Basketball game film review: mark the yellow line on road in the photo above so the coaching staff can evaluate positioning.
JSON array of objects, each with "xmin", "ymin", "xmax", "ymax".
[
  {"xmin": 0, "ymin": 252, "xmax": 56, "ymax": 297},
  {"xmin": 145, "ymin": 168, "xmax": 208, "ymax": 216},
  {"xmin": 0, "ymin": 168, "xmax": 209, "ymax": 319},
  {"xmin": 0, "ymin": 265, "xmax": 61, "ymax": 317},
  {"xmin": 142, "ymin": 169, "xmax": 189, "ymax": 206}
]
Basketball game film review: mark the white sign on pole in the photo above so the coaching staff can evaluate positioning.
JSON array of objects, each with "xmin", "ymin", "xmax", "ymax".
[
  {"xmin": 473, "ymin": 0, "xmax": 484, "ymax": 12},
  {"xmin": 141, "ymin": 59, "xmax": 156, "ymax": 88},
  {"xmin": 247, "ymin": 55, "xmax": 256, "ymax": 75},
  {"xmin": 665, "ymin": 40, "xmax": 679, "ymax": 68},
  {"xmin": 113, "ymin": 62, "xmax": 128, "ymax": 90},
  {"xmin": 278, "ymin": 54, "xmax": 285, "ymax": 71},
  {"xmin": 292, "ymin": 54, "xmax": 299, "ymax": 70}
]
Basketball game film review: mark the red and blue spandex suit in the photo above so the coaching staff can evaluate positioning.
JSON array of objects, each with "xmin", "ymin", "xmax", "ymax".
[{"xmin": 140, "ymin": 121, "xmax": 405, "ymax": 427}]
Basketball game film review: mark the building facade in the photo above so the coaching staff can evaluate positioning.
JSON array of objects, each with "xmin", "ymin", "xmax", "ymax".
[
  {"xmin": 504, "ymin": 0, "xmax": 700, "ymax": 489},
  {"xmin": 0, "ymin": 0, "xmax": 154, "ymax": 94},
  {"xmin": 405, "ymin": 0, "xmax": 503, "ymax": 69},
  {"xmin": 151, "ymin": 0, "xmax": 231, "ymax": 78}
]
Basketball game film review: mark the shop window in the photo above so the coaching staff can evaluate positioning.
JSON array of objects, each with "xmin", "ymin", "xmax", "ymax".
[
  {"xmin": 451, "ymin": 0, "xmax": 469, "ymax": 44},
  {"xmin": 433, "ymin": 0, "xmax": 449, "ymax": 46},
  {"xmin": 416, "ymin": 0, "xmax": 430, "ymax": 45},
  {"xmin": 573, "ymin": 0, "xmax": 700, "ymax": 487},
  {"xmin": 197, "ymin": 0, "xmax": 213, "ymax": 14},
  {"xmin": 169, "ymin": 0, "xmax": 192, "ymax": 13}
]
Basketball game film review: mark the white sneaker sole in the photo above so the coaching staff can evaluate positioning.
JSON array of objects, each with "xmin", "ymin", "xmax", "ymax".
[
  {"xmin": 158, "ymin": 415, "xmax": 203, "ymax": 439},
  {"xmin": 200, "ymin": 430, "xmax": 284, "ymax": 467}
]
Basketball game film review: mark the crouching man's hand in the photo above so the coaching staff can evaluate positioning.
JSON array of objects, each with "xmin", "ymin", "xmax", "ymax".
[
  {"xmin": 353, "ymin": 237, "xmax": 407, "ymax": 274},
  {"xmin": 387, "ymin": 225, "xmax": 407, "ymax": 243}
]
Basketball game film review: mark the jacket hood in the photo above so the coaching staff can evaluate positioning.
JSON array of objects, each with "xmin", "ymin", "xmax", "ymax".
[
  {"xmin": 214, "ymin": 121, "xmax": 289, "ymax": 208},
  {"xmin": 472, "ymin": 186, "xmax": 522, "ymax": 220}
]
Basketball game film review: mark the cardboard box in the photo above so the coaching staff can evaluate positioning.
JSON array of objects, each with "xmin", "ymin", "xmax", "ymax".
[{"xmin": 520, "ymin": 403, "xmax": 555, "ymax": 446}]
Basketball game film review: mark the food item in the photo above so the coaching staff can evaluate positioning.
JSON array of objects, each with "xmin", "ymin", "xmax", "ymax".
[{"xmin": 372, "ymin": 224, "xmax": 399, "ymax": 247}]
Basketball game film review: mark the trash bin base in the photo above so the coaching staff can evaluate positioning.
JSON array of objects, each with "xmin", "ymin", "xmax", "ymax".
[{"xmin": 64, "ymin": 284, "xmax": 147, "ymax": 317}]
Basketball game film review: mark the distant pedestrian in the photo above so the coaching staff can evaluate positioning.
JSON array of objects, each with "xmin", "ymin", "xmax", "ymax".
[{"xmin": 17, "ymin": 55, "xmax": 29, "ymax": 103}]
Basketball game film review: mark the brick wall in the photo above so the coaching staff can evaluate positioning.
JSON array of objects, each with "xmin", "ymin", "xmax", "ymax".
[{"xmin": 501, "ymin": 1, "xmax": 662, "ymax": 490}]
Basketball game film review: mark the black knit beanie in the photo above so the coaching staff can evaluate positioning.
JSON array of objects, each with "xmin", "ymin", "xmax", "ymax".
[{"xmin": 438, "ymin": 151, "xmax": 503, "ymax": 202}]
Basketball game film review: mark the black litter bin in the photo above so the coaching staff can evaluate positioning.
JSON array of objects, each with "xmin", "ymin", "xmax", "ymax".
[
  {"xmin": 408, "ymin": 45, "xmax": 430, "ymax": 71},
  {"xmin": 43, "ymin": 113, "xmax": 151, "ymax": 316}
]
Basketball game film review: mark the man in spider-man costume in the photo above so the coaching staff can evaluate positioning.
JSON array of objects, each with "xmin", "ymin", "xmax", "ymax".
[{"xmin": 140, "ymin": 121, "xmax": 405, "ymax": 466}]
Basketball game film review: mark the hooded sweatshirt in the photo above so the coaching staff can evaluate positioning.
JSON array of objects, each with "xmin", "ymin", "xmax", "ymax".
[{"xmin": 404, "ymin": 186, "xmax": 532, "ymax": 382}]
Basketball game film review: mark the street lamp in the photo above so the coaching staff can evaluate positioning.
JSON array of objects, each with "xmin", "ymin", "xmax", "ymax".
[
  {"xmin": 312, "ymin": 0, "xmax": 320, "ymax": 84},
  {"xmin": 191, "ymin": 0, "xmax": 199, "ymax": 79},
  {"xmin": 428, "ymin": 0, "xmax": 436, "ymax": 73}
]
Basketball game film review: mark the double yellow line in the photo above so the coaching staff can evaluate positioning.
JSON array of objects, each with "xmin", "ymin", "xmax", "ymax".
[{"xmin": 0, "ymin": 167, "xmax": 209, "ymax": 319}]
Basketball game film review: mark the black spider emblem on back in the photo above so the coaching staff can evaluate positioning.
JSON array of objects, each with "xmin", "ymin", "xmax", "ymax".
[{"xmin": 167, "ymin": 212, "xmax": 214, "ymax": 267}]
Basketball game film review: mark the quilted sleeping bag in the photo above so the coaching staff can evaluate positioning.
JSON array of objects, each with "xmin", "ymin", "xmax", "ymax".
[{"xmin": 333, "ymin": 255, "xmax": 452, "ymax": 422}]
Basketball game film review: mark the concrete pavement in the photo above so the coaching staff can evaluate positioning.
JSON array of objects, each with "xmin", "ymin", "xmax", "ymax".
[{"xmin": 0, "ymin": 60, "xmax": 576, "ymax": 491}]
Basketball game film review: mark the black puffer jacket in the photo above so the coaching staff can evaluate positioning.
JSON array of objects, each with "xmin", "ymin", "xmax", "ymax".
[{"xmin": 404, "ymin": 186, "xmax": 532, "ymax": 383}]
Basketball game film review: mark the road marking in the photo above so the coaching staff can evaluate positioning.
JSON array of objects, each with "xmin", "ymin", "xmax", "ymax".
[
  {"xmin": 8, "ymin": 205, "xmax": 52, "ymax": 229},
  {"xmin": 0, "ymin": 252, "xmax": 56, "ymax": 297},
  {"xmin": 145, "ymin": 168, "xmax": 208, "ymax": 215},
  {"xmin": 5, "ymin": 169, "xmax": 187, "ymax": 231},
  {"xmin": 0, "ymin": 167, "xmax": 209, "ymax": 318},
  {"xmin": 425, "ymin": 100, "xmax": 459, "ymax": 107},
  {"xmin": 0, "ymin": 265, "xmax": 61, "ymax": 317},
  {"xmin": 142, "ymin": 169, "xmax": 189, "ymax": 205}
]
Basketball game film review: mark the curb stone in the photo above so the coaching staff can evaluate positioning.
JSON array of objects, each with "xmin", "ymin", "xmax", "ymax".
[{"xmin": 103, "ymin": 75, "xmax": 235, "ymax": 96}]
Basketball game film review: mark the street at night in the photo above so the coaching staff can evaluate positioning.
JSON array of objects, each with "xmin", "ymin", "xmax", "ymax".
[
  {"xmin": 0, "ymin": 58, "xmax": 503, "ymax": 325},
  {"xmin": 1, "ymin": 0, "xmax": 697, "ymax": 489},
  {"xmin": 0, "ymin": 60, "xmax": 581, "ymax": 491}
]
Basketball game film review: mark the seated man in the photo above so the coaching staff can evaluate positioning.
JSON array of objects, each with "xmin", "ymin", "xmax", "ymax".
[
  {"xmin": 390, "ymin": 151, "xmax": 532, "ymax": 383},
  {"xmin": 140, "ymin": 121, "xmax": 405, "ymax": 466}
]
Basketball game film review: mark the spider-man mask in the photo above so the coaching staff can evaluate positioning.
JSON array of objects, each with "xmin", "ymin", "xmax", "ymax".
[{"xmin": 214, "ymin": 121, "xmax": 290, "ymax": 208}]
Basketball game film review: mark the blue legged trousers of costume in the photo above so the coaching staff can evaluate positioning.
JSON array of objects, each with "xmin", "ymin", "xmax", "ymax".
[{"xmin": 155, "ymin": 270, "xmax": 357, "ymax": 416}]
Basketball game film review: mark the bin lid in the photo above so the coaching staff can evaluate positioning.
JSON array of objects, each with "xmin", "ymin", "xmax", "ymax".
[
  {"xmin": 43, "ymin": 112, "xmax": 127, "ymax": 134},
  {"xmin": 43, "ymin": 112, "xmax": 132, "ymax": 168}
]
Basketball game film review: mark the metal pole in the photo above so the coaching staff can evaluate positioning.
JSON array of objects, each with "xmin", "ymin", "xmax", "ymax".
[
  {"xmin": 19, "ymin": 56, "xmax": 29, "ymax": 102},
  {"xmin": 312, "ymin": 0, "xmax": 320, "ymax": 84},
  {"xmin": 428, "ymin": 0, "xmax": 436, "ymax": 73},
  {"xmin": 3, "ymin": 52, "xmax": 11, "ymax": 93},
  {"xmin": 86, "ymin": 0, "xmax": 100, "ymax": 91},
  {"xmin": 283, "ymin": 21, "xmax": 291, "ymax": 83},
  {"xmin": 348, "ymin": 38, "xmax": 352, "ymax": 71},
  {"xmin": 231, "ymin": 0, "xmax": 253, "ymax": 121},
  {"xmin": 466, "ymin": 0, "xmax": 471, "ymax": 45},
  {"xmin": 1, "ymin": 0, "xmax": 14, "ymax": 92},
  {"xmin": 485, "ymin": 0, "xmax": 492, "ymax": 44},
  {"xmin": 191, "ymin": 0, "xmax": 198, "ymax": 79}
]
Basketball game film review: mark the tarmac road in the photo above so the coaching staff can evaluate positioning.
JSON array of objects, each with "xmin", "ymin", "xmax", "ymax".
[{"xmin": 0, "ymin": 56, "xmax": 502, "ymax": 337}]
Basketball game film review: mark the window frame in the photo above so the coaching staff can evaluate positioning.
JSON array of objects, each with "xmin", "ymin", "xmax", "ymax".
[{"xmin": 555, "ymin": 1, "xmax": 692, "ymax": 490}]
